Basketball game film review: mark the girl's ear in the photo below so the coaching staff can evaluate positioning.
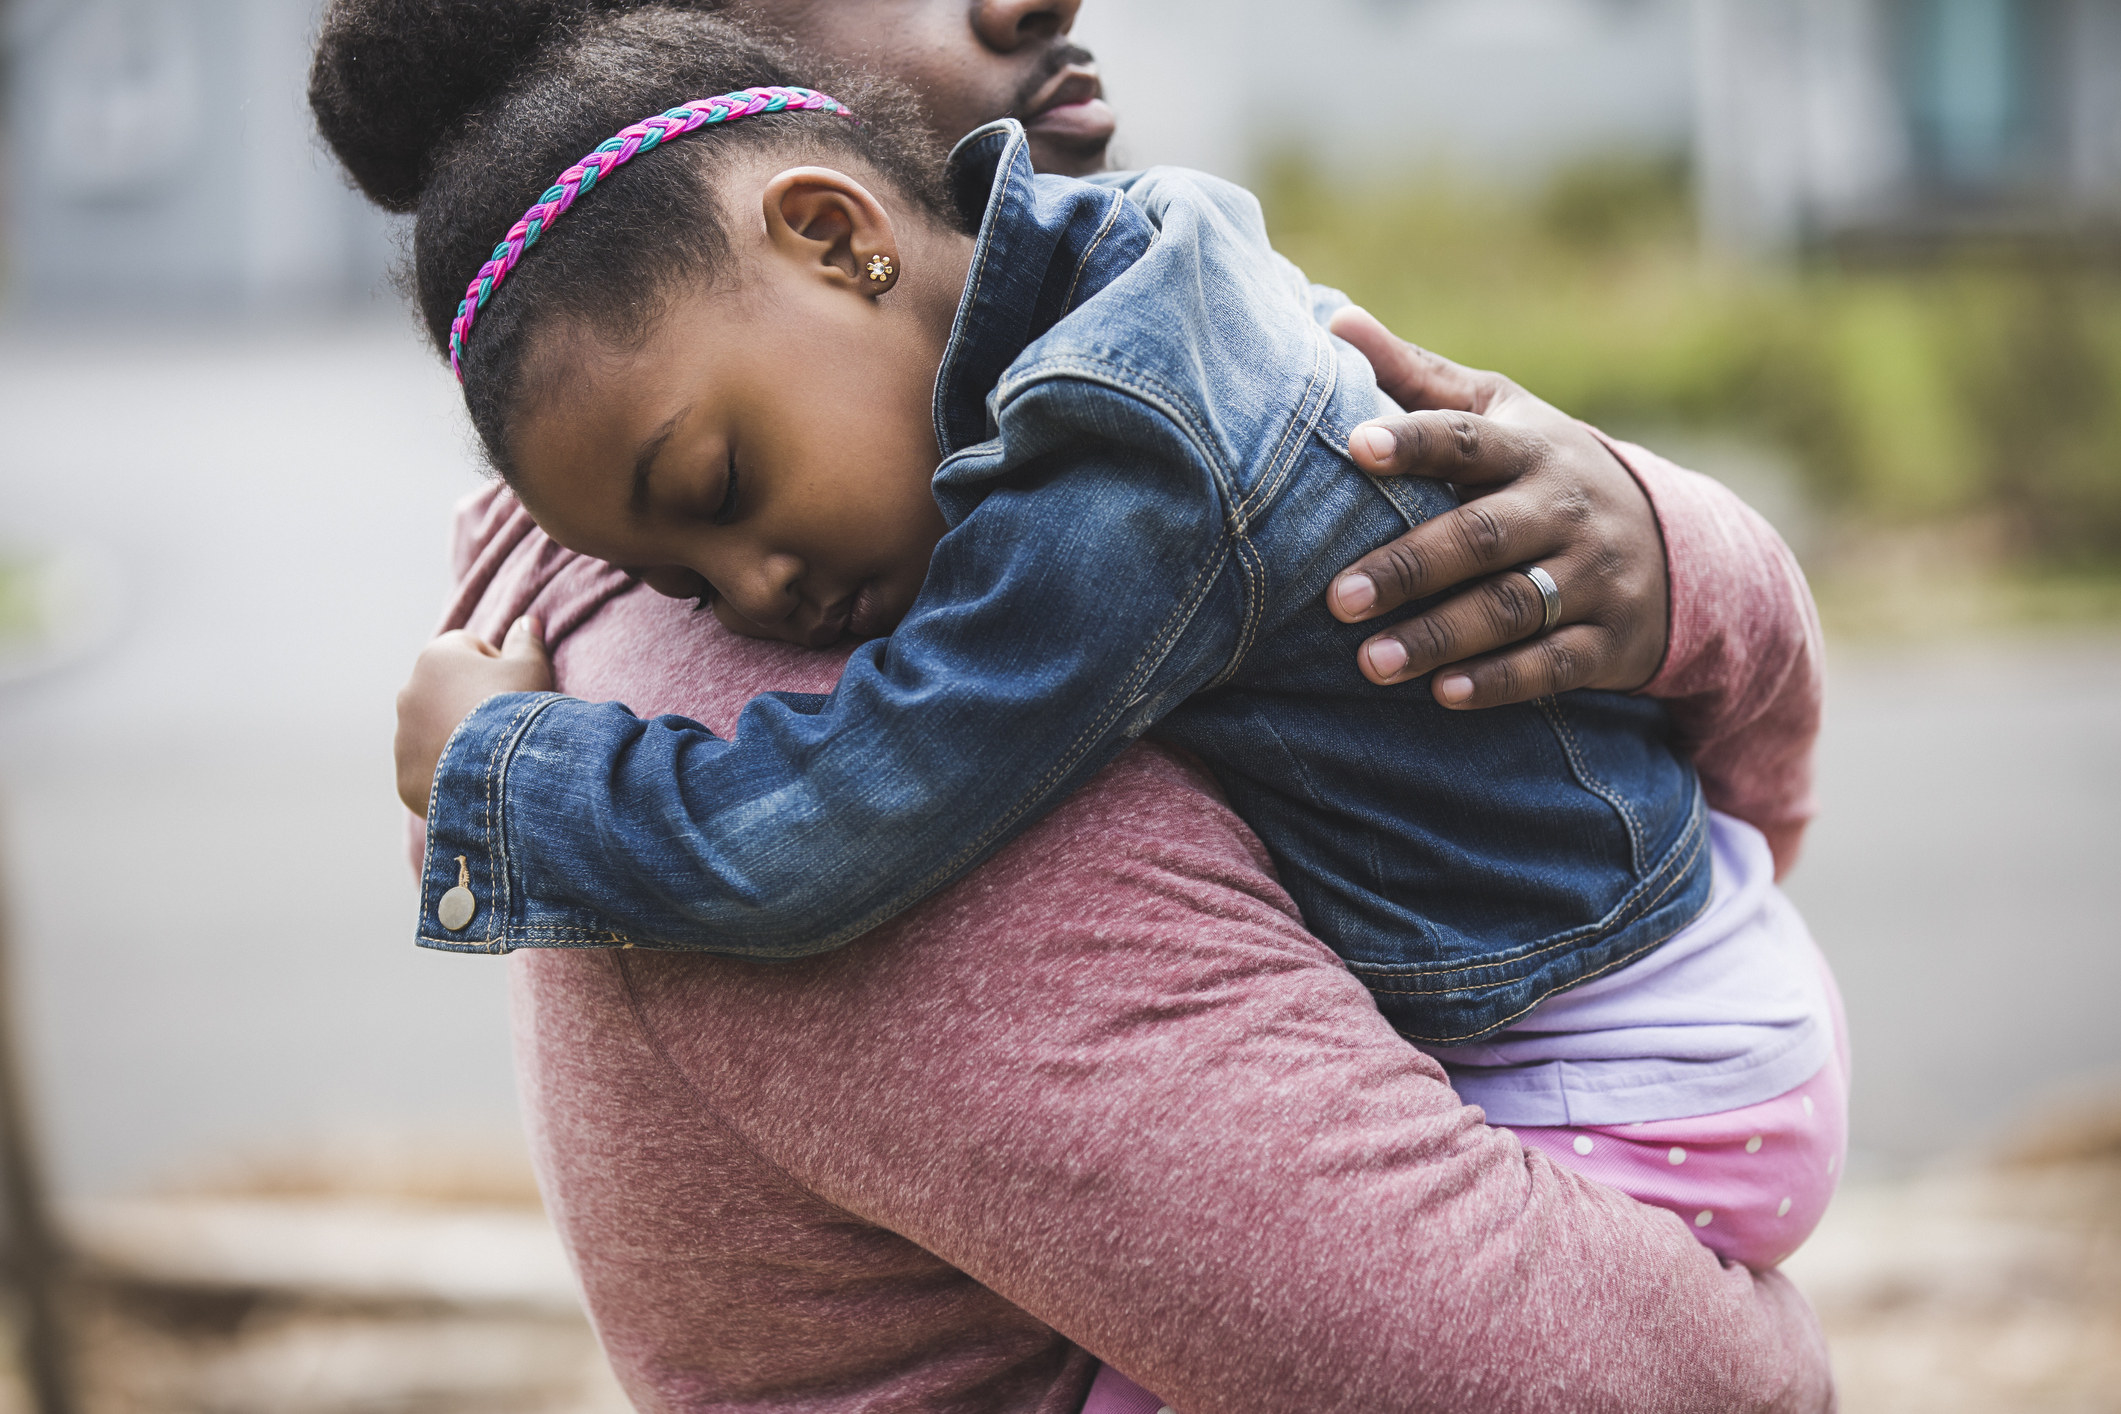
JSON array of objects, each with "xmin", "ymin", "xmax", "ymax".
[{"xmin": 761, "ymin": 166, "xmax": 899, "ymax": 297}]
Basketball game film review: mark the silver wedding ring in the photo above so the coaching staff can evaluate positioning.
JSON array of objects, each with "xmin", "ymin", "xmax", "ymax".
[{"xmin": 1520, "ymin": 565, "xmax": 1562, "ymax": 634}]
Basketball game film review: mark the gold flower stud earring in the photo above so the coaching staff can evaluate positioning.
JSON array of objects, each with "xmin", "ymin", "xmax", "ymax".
[{"xmin": 866, "ymin": 253, "xmax": 896, "ymax": 286}]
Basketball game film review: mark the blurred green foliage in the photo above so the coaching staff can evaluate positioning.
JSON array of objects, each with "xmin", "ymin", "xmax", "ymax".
[
  {"xmin": 0, "ymin": 556, "xmax": 35, "ymax": 645},
  {"xmin": 1260, "ymin": 156, "xmax": 2121, "ymax": 562}
]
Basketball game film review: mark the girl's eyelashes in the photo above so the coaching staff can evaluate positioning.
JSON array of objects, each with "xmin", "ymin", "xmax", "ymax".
[{"xmin": 712, "ymin": 448, "xmax": 740, "ymax": 525}]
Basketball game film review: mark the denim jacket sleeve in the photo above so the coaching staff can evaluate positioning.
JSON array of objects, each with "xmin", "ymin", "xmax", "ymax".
[{"xmin": 415, "ymin": 378, "xmax": 1247, "ymax": 957}]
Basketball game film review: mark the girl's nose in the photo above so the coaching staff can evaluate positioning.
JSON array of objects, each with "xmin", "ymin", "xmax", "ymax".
[
  {"xmin": 717, "ymin": 551, "xmax": 807, "ymax": 627},
  {"xmin": 972, "ymin": 0, "xmax": 1079, "ymax": 52}
]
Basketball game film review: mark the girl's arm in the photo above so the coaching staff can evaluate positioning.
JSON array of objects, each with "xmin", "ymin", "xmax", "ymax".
[{"xmin": 411, "ymin": 387, "xmax": 1244, "ymax": 958}]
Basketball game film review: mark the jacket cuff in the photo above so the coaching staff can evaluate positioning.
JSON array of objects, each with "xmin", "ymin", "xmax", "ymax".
[{"xmin": 415, "ymin": 690, "xmax": 567, "ymax": 954}]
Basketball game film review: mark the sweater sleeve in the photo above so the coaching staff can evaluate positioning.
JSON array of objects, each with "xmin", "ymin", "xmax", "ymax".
[{"xmin": 1597, "ymin": 430, "xmax": 1824, "ymax": 876}]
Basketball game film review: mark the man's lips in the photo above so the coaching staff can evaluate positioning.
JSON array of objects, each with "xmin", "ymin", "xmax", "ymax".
[{"xmin": 1024, "ymin": 66, "xmax": 1115, "ymax": 147}]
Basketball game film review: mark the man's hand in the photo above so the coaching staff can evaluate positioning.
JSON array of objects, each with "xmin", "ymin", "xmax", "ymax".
[
  {"xmin": 394, "ymin": 616, "xmax": 553, "ymax": 813},
  {"xmin": 1325, "ymin": 306, "xmax": 1670, "ymax": 708}
]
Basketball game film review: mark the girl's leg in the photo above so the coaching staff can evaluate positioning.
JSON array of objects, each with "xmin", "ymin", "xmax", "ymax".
[{"xmin": 1514, "ymin": 946, "xmax": 1852, "ymax": 1269}]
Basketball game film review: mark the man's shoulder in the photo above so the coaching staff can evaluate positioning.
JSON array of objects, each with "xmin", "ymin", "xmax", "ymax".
[{"xmin": 439, "ymin": 482, "xmax": 632, "ymax": 646}]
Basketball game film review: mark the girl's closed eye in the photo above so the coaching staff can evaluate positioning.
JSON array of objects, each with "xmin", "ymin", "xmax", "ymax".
[{"xmin": 713, "ymin": 447, "xmax": 740, "ymax": 525}]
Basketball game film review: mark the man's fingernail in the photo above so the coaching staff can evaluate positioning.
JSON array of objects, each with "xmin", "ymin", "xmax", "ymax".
[
  {"xmin": 1437, "ymin": 674, "xmax": 1474, "ymax": 704},
  {"xmin": 1355, "ymin": 425, "xmax": 1395, "ymax": 463},
  {"xmin": 1366, "ymin": 638, "xmax": 1408, "ymax": 679},
  {"xmin": 1336, "ymin": 574, "xmax": 1377, "ymax": 615}
]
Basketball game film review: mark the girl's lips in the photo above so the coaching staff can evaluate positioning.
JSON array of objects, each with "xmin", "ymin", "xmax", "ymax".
[
  {"xmin": 811, "ymin": 581, "xmax": 888, "ymax": 643},
  {"xmin": 847, "ymin": 581, "xmax": 891, "ymax": 639},
  {"xmin": 1026, "ymin": 96, "xmax": 1116, "ymax": 146}
]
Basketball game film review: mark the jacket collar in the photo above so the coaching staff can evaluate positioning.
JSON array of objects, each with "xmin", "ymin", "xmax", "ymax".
[{"xmin": 930, "ymin": 120, "xmax": 1152, "ymax": 456}]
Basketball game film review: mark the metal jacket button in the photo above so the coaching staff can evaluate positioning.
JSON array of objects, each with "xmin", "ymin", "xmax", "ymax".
[{"xmin": 439, "ymin": 855, "xmax": 477, "ymax": 932}]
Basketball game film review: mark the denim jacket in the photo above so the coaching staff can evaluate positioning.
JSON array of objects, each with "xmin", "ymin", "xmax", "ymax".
[{"xmin": 419, "ymin": 120, "xmax": 1709, "ymax": 1044}]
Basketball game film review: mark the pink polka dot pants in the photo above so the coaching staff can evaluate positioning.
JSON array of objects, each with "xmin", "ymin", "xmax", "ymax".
[{"xmin": 1510, "ymin": 1042, "xmax": 1848, "ymax": 1268}]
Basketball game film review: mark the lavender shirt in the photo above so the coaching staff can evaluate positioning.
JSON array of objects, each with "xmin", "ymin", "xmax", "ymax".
[{"xmin": 1442, "ymin": 810, "xmax": 1833, "ymax": 1127}]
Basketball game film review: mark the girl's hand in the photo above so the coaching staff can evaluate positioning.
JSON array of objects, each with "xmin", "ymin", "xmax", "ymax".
[
  {"xmin": 1324, "ymin": 306, "xmax": 1670, "ymax": 708},
  {"xmin": 394, "ymin": 616, "xmax": 553, "ymax": 813}
]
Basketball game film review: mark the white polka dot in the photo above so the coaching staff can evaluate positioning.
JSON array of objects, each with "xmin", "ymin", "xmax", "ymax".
[
  {"xmin": 1667, "ymin": 1146, "xmax": 1687, "ymax": 1166},
  {"xmin": 1156, "ymin": 1407, "xmax": 1176, "ymax": 1414},
  {"xmin": 1694, "ymin": 1209, "xmax": 1714, "ymax": 1227},
  {"xmin": 1801, "ymin": 1095, "xmax": 1814, "ymax": 1118},
  {"xmin": 1777, "ymin": 1197, "xmax": 1792, "ymax": 1217},
  {"xmin": 1826, "ymin": 1155, "xmax": 1836, "ymax": 1174},
  {"xmin": 1573, "ymin": 1135, "xmax": 1595, "ymax": 1156},
  {"xmin": 1745, "ymin": 1135, "xmax": 1763, "ymax": 1154}
]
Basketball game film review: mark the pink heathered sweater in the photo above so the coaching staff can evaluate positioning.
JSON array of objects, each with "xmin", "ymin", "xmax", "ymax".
[{"xmin": 430, "ymin": 450, "xmax": 1829, "ymax": 1413}]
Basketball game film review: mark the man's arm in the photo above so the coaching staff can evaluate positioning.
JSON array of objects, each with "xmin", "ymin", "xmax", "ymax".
[
  {"xmin": 531, "ymin": 604, "xmax": 1832, "ymax": 1412},
  {"xmin": 1598, "ymin": 432, "xmax": 1822, "ymax": 874},
  {"xmin": 1321, "ymin": 310, "xmax": 1822, "ymax": 869},
  {"xmin": 441, "ymin": 493, "xmax": 1833, "ymax": 1413}
]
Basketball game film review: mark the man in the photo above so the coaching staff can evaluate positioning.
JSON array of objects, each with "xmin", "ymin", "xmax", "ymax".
[{"xmin": 317, "ymin": 1, "xmax": 1829, "ymax": 1406}]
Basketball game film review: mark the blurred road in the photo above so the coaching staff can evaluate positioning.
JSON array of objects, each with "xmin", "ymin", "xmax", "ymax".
[
  {"xmin": 0, "ymin": 320, "xmax": 514, "ymax": 1194},
  {"xmin": 0, "ymin": 326, "xmax": 2116, "ymax": 1193},
  {"xmin": 1785, "ymin": 633, "xmax": 2121, "ymax": 1168}
]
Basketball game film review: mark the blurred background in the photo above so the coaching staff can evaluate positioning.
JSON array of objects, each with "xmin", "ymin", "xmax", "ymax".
[{"xmin": 0, "ymin": 0, "xmax": 2115, "ymax": 1409}]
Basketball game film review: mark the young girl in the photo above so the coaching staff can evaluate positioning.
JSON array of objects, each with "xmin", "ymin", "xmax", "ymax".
[{"xmin": 391, "ymin": 6, "xmax": 1843, "ymax": 1299}]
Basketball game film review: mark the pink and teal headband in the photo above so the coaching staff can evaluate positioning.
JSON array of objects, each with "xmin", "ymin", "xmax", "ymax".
[{"xmin": 448, "ymin": 85, "xmax": 853, "ymax": 381}]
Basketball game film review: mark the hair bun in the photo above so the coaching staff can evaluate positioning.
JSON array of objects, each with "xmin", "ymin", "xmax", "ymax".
[{"xmin": 310, "ymin": 0, "xmax": 721, "ymax": 212}]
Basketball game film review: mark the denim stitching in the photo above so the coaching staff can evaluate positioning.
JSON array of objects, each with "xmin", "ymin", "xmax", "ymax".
[
  {"xmin": 1345, "ymin": 792, "xmax": 1705, "ymax": 987},
  {"xmin": 415, "ymin": 693, "xmax": 551, "ymax": 951},
  {"xmin": 1235, "ymin": 326, "xmax": 1333, "ymax": 526},
  {"xmin": 1387, "ymin": 890, "xmax": 1708, "ymax": 1045},
  {"xmin": 1211, "ymin": 533, "xmax": 1266, "ymax": 689},
  {"xmin": 1058, "ymin": 186, "xmax": 1127, "ymax": 316},
  {"xmin": 997, "ymin": 357, "xmax": 1241, "ymax": 513},
  {"xmin": 485, "ymin": 695, "xmax": 566, "ymax": 955},
  {"xmin": 1537, "ymin": 697, "xmax": 1648, "ymax": 873},
  {"xmin": 930, "ymin": 131, "xmax": 1023, "ymax": 453}
]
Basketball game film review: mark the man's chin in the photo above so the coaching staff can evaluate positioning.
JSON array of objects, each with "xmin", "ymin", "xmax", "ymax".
[
  {"xmin": 1024, "ymin": 101, "xmax": 1116, "ymax": 176},
  {"xmin": 1025, "ymin": 131, "xmax": 1112, "ymax": 178}
]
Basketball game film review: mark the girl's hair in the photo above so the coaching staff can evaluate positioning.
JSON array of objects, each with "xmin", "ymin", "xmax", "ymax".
[{"xmin": 309, "ymin": 1, "xmax": 957, "ymax": 469}]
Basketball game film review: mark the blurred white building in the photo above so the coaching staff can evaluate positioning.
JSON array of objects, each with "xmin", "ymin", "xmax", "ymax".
[
  {"xmin": 7, "ymin": 0, "xmax": 2121, "ymax": 314},
  {"xmin": 3, "ymin": 0, "xmax": 390, "ymax": 314},
  {"xmin": 1695, "ymin": 0, "xmax": 2121, "ymax": 254},
  {"xmin": 1083, "ymin": 0, "xmax": 1699, "ymax": 188}
]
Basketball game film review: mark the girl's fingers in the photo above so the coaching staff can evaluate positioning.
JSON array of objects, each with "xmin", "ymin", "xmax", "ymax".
[
  {"xmin": 502, "ymin": 615, "xmax": 546, "ymax": 659},
  {"xmin": 1331, "ymin": 489, "xmax": 1555, "ymax": 624}
]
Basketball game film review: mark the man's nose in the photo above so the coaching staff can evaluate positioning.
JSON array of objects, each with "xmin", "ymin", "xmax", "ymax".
[{"xmin": 971, "ymin": 0, "xmax": 1079, "ymax": 53}]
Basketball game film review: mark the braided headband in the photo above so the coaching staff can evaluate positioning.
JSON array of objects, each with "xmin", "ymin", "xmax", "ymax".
[{"xmin": 449, "ymin": 86, "xmax": 854, "ymax": 381}]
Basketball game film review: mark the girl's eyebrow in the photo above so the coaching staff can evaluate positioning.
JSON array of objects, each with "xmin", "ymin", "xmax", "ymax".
[{"xmin": 630, "ymin": 408, "xmax": 689, "ymax": 512}]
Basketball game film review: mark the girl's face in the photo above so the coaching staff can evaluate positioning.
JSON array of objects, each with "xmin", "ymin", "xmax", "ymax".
[{"xmin": 507, "ymin": 165, "xmax": 975, "ymax": 649}]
